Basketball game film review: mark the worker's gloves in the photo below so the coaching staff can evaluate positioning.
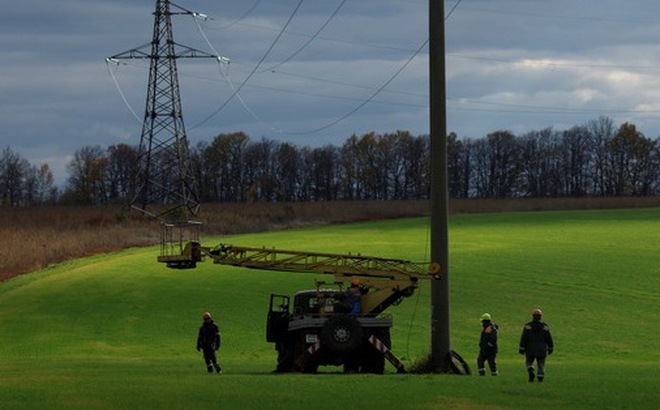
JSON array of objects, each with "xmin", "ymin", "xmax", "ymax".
[
  {"xmin": 547, "ymin": 348, "xmax": 553, "ymax": 355},
  {"xmin": 197, "ymin": 346, "xmax": 201, "ymax": 352},
  {"xmin": 518, "ymin": 348, "xmax": 525, "ymax": 355}
]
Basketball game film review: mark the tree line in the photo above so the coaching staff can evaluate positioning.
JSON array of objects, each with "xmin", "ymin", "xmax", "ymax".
[{"xmin": 1, "ymin": 116, "xmax": 658, "ymax": 207}]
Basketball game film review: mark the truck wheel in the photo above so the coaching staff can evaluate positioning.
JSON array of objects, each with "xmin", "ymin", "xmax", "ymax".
[{"xmin": 322, "ymin": 315, "xmax": 362, "ymax": 354}]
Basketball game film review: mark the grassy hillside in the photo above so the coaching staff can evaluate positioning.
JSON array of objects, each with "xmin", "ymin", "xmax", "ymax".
[
  {"xmin": 4, "ymin": 197, "xmax": 659, "ymax": 280},
  {"xmin": 0, "ymin": 208, "xmax": 658, "ymax": 409}
]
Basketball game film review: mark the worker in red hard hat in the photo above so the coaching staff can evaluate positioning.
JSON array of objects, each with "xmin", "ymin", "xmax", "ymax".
[
  {"xmin": 197, "ymin": 312, "xmax": 222, "ymax": 374},
  {"xmin": 519, "ymin": 308, "xmax": 554, "ymax": 383}
]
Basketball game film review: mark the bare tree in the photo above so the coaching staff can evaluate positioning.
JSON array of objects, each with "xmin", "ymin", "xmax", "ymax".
[
  {"xmin": 472, "ymin": 131, "xmax": 522, "ymax": 198},
  {"xmin": 607, "ymin": 123, "xmax": 656, "ymax": 196},
  {"xmin": 243, "ymin": 138, "xmax": 277, "ymax": 202},
  {"xmin": 399, "ymin": 133, "xmax": 429, "ymax": 200},
  {"xmin": 448, "ymin": 132, "xmax": 471, "ymax": 198},
  {"xmin": 273, "ymin": 142, "xmax": 302, "ymax": 202},
  {"xmin": 299, "ymin": 146, "xmax": 339, "ymax": 201},
  {"xmin": 106, "ymin": 143, "xmax": 138, "ymax": 202},
  {"xmin": 339, "ymin": 135, "xmax": 361, "ymax": 200},
  {"xmin": 560, "ymin": 126, "xmax": 593, "ymax": 197},
  {"xmin": 520, "ymin": 128, "xmax": 560, "ymax": 197},
  {"xmin": 0, "ymin": 147, "xmax": 32, "ymax": 206},
  {"xmin": 202, "ymin": 132, "xmax": 249, "ymax": 202},
  {"xmin": 587, "ymin": 116, "xmax": 616, "ymax": 196},
  {"xmin": 65, "ymin": 146, "xmax": 108, "ymax": 205}
]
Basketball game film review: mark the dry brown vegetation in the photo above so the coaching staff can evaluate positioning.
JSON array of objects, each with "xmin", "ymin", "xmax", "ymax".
[{"xmin": 1, "ymin": 197, "xmax": 658, "ymax": 282}]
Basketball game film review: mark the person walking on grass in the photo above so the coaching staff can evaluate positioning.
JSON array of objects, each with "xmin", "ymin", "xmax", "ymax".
[
  {"xmin": 477, "ymin": 313, "xmax": 499, "ymax": 376},
  {"xmin": 519, "ymin": 308, "xmax": 554, "ymax": 383},
  {"xmin": 197, "ymin": 312, "xmax": 222, "ymax": 374}
]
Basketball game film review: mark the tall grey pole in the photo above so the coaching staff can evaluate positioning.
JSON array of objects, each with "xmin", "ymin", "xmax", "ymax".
[{"xmin": 429, "ymin": 0, "xmax": 451, "ymax": 371}]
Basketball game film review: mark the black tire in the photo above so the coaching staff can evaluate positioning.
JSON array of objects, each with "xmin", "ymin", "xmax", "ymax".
[
  {"xmin": 448, "ymin": 350, "xmax": 471, "ymax": 375},
  {"xmin": 322, "ymin": 315, "xmax": 362, "ymax": 354}
]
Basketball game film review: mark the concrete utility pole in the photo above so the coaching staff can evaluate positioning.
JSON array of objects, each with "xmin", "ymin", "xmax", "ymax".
[
  {"xmin": 429, "ymin": 0, "xmax": 452, "ymax": 371},
  {"xmin": 108, "ymin": 0, "xmax": 227, "ymax": 220}
]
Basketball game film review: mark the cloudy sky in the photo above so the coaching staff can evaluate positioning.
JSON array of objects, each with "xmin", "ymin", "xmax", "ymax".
[{"xmin": 3, "ymin": 0, "xmax": 660, "ymax": 185}]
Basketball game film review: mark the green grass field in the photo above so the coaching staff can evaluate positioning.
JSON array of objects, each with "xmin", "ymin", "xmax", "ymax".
[{"xmin": 1, "ymin": 208, "xmax": 658, "ymax": 409}]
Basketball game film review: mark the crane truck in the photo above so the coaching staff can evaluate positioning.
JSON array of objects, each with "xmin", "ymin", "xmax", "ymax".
[{"xmin": 158, "ymin": 222, "xmax": 440, "ymax": 374}]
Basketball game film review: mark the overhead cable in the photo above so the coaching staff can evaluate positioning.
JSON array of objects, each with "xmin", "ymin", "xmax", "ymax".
[
  {"xmin": 192, "ymin": 16, "xmax": 272, "ymax": 129},
  {"xmin": 263, "ymin": 0, "xmax": 348, "ymax": 73},
  {"xmin": 211, "ymin": 0, "xmax": 264, "ymax": 30},
  {"xmin": 284, "ymin": 0, "xmax": 462, "ymax": 135},
  {"xmin": 106, "ymin": 61, "xmax": 143, "ymax": 124},
  {"xmin": 287, "ymin": 39, "xmax": 428, "ymax": 135},
  {"xmin": 191, "ymin": 0, "xmax": 305, "ymax": 130}
]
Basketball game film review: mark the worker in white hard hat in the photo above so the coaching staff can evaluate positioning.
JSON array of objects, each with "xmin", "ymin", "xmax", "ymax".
[{"xmin": 477, "ymin": 313, "xmax": 499, "ymax": 376}]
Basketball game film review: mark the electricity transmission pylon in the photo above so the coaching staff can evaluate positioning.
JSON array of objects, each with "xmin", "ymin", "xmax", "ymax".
[{"xmin": 107, "ymin": 0, "xmax": 228, "ymax": 220}]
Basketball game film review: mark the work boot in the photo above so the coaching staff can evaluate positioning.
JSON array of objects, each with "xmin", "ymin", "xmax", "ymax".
[
  {"xmin": 478, "ymin": 368, "xmax": 486, "ymax": 376},
  {"xmin": 215, "ymin": 364, "xmax": 222, "ymax": 374},
  {"xmin": 537, "ymin": 376, "xmax": 544, "ymax": 383},
  {"xmin": 491, "ymin": 371, "xmax": 498, "ymax": 376},
  {"xmin": 207, "ymin": 365, "xmax": 214, "ymax": 373},
  {"xmin": 528, "ymin": 369, "xmax": 535, "ymax": 383}
]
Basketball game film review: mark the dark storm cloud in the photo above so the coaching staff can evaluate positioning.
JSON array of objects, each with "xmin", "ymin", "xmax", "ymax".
[{"xmin": 2, "ymin": 0, "xmax": 660, "ymax": 184}]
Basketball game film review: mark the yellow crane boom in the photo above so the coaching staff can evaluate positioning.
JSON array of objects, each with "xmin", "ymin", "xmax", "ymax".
[{"xmin": 158, "ymin": 239, "xmax": 440, "ymax": 314}]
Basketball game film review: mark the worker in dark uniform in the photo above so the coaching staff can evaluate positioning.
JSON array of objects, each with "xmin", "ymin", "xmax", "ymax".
[
  {"xmin": 519, "ymin": 308, "xmax": 554, "ymax": 382},
  {"xmin": 477, "ymin": 313, "xmax": 499, "ymax": 376},
  {"xmin": 197, "ymin": 312, "xmax": 222, "ymax": 374}
]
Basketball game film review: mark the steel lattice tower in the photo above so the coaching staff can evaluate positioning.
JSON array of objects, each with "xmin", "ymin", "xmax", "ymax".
[{"xmin": 108, "ymin": 0, "xmax": 225, "ymax": 220}]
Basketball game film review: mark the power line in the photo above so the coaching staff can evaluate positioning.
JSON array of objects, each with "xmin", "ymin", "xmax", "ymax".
[
  {"xmin": 192, "ymin": 15, "xmax": 273, "ymax": 130},
  {"xmin": 204, "ymin": 0, "xmax": 264, "ymax": 30},
  {"xmin": 191, "ymin": 0, "xmax": 305, "ymax": 130},
  {"xmin": 203, "ymin": 15, "xmax": 422, "ymax": 55},
  {"xmin": 112, "ymin": 58, "xmax": 428, "ymax": 104},
  {"xmin": 262, "ymin": 0, "xmax": 348, "ymax": 73},
  {"xmin": 114, "ymin": 1, "xmax": 655, "ymax": 136},
  {"xmin": 282, "ymin": 0, "xmax": 463, "ymax": 135},
  {"xmin": 446, "ymin": 0, "xmax": 464, "ymax": 21},
  {"xmin": 287, "ymin": 39, "xmax": 428, "ymax": 135},
  {"xmin": 106, "ymin": 62, "xmax": 143, "ymax": 124}
]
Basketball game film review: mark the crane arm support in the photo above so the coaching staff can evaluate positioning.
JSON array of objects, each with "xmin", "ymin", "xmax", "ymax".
[
  {"xmin": 207, "ymin": 244, "xmax": 438, "ymax": 281},
  {"xmin": 157, "ymin": 239, "xmax": 439, "ymax": 313}
]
